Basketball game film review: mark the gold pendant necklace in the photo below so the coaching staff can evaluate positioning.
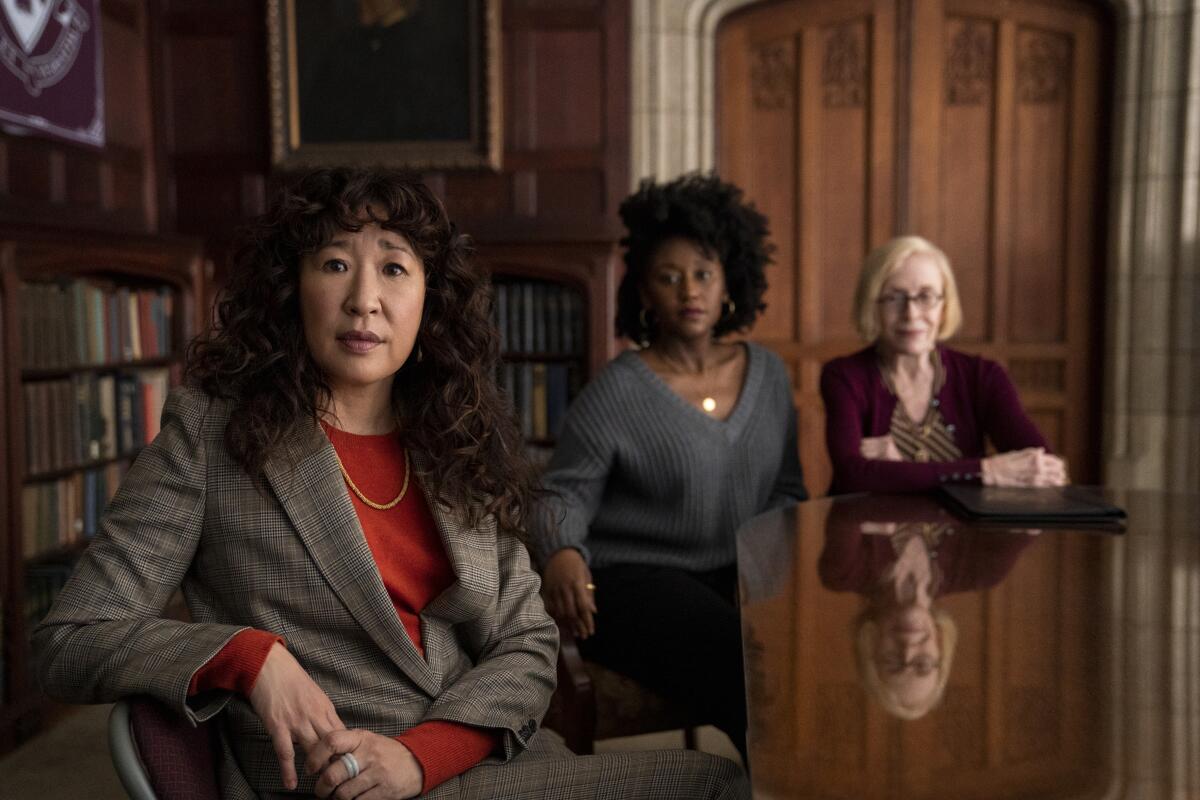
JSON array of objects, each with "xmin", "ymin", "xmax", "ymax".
[
  {"xmin": 652, "ymin": 346, "xmax": 719, "ymax": 414},
  {"xmin": 331, "ymin": 446, "xmax": 410, "ymax": 510}
]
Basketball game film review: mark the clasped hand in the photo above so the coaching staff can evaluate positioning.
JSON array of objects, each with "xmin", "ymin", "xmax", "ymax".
[
  {"xmin": 541, "ymin": 548, "xmax": 597, "ymax": 639},
  {"xmin": 249, "ymin": 643, "xmax": 422, "ymax": 798},
  {"xmin": 860, "ymin": 436, "xmax": 1068, "ymax": 487},
  {"xmin": 982, "ymin": 447, "xmax": 1068, "ymax": 487}
]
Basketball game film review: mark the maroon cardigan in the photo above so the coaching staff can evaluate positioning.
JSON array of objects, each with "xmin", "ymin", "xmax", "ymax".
[{"xmin": 820, "ymin": 346, "xmax": 1049, "ymax": 494}]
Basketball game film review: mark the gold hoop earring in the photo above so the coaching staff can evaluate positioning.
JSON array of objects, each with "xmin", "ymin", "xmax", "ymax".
[
  {"xmin": 722, "ymin": 298, "xmax": 736, "ymax": 319},
  {"xmin": 638, "ymin": 307, "xmax": 654, "ymax": 347}
]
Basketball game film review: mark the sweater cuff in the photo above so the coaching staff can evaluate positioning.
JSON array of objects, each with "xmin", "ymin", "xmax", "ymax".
[
  {"xmin": 532, "ymin": 507, "xmax": 592, "ymax": 566},
  {"xmin": 535, "ymin": 520, "xmax": 592, "ymax": 566},
  {"xmin": 541, "ymin": 543, "xmax": 592, "ymax": 568},
  {"xmin": 935, "ymin": 458, "xmax": 984, "ymax": 485},
  {"xmin": 396, "ymin": 721, "xmax": 501, "ymax": 794},
  {"xmin": 188, "ymin": 629, "xmax": 283, "ymax": 698}
]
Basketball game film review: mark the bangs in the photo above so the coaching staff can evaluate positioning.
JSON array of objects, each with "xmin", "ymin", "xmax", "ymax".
[{"xmin": 285, "ymin": 176, "xmax": 449, "ymax": 269}]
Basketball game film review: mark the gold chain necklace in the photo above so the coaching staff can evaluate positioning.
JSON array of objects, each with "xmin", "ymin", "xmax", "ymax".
[
  {"xmin": 330, "ymin": 445, "xmax": 410, "ymax": 511},
  {"xmin": 655, "ymin": 348, "xmax": 718, "ymax": 414}
]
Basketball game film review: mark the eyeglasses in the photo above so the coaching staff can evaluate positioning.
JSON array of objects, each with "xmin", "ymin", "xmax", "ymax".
[{"xmin": 877, "ymin": 290, "xmax": 944, "ymax": 312}]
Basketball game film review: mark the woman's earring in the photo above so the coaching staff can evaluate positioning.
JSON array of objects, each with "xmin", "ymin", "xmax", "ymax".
[
  {"xmin": 415, "ymin": 343, "xmax": 424, "ymax": 363},
  {"xmin": 721, "ymin": 297, "xmax": 737, "ymax": 320},
  {"xmin": 638, "ymin": 307, "xmax": 654, "ymax": 347}
]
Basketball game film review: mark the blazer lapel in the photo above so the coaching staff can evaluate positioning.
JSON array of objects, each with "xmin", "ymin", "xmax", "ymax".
[
  {"xmin": 262, "ymin": 422, "xmax": 440, "ymax": 697},
  {"xmin": 411, "ymin": 452, "xmax": 499, "ymax": 673}
]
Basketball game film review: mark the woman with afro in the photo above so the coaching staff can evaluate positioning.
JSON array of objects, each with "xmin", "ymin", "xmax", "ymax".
[{"xmin": 531, "ymin": 173, "xmax": 807, "ymax": 763}]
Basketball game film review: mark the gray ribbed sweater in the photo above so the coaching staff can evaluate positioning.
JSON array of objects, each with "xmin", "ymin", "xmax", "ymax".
[{"xmin": 530, "ymin": 342, "xmax": 808, "ymax": 571}]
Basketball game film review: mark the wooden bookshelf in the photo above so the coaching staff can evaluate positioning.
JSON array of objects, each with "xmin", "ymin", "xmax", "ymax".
[
  {"xmin": 0, "ymin": 227, "xmax": 203, "ymax": 754},
  {"xmin": 480, "ymin": 242, "xmax": 621, "ymax": 460}
]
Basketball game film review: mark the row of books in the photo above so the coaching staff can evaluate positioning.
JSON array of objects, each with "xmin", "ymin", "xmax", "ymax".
[
  {"xmin": 498, "ymin": 361, "xmax": 579, "ymax": 441},
  {"xmin": 20, "ymin": 280, "xmax": 176, "ymax": 370},
  {"xmin": 21, "ymin": 464, "xmax": 125, "ymax": 560},
  {"xmin": 22, "ymin": 368, "xmax": 172, "ymax": 475},
  {"xmin": 24, "ymin": 562, "xmax": 76, "ymax": 629},
  {"xmin": 494, "ymin": 281, "xmax": 586, "ymax": 356}
]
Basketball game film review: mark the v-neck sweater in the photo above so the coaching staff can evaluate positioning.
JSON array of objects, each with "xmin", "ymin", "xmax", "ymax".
[
  {"xmin": 531, "ymin": 342, "xmax": 808, "ymax": 570},
  {"xmin": 189, "ymin": 424, "xmax": 498, "ymax": 794}
]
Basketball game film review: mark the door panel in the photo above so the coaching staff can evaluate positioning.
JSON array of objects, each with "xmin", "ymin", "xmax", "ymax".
[
  {"xmin": 913, "ymin": 0, "xmax": 1101, "ymax": 480},
  {"xmin": 718, "ymin": 0, "xmax": 896, "ymax": 496}
]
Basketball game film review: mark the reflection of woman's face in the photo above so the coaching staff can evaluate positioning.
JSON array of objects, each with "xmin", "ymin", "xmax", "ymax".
[
  {"xmin": 875, "ymin": 605, "xmax": 941, "ymax": 708},
  {"xmin": 299, "ymin": 222, "xmax": 426, "ymax": 398},
  {"xmin": 640, "ymin": 237, "xmax": 726, "ymax": 343}
]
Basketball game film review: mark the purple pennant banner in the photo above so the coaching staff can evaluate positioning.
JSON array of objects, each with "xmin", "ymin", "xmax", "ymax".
[{"xmin": 0, "ymin": 0, "xmax": 103, "ymax": 147}]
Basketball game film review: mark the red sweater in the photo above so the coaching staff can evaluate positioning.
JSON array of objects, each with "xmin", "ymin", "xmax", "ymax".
[{"xmin": 189, "ymin": 423, "xmax": 499, "ymax": 793}]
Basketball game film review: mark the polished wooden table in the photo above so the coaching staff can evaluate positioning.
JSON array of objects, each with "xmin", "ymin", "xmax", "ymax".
[{"xmin": 734, "ymin": 490, "xmax": 1198, "ymax": 800}]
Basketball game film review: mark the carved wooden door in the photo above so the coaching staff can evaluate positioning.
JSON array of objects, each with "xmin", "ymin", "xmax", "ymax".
[{"xmin": 717, "ymin": 0, "xmax": 1105, "ymax": 495}]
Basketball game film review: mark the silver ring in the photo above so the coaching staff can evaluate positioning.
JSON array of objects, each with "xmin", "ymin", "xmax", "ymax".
[{"xmin": 340, "ymin": 752, "xmax": 360, "ymax": 780}]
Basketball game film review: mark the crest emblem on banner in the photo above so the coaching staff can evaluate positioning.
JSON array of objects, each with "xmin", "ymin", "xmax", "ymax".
[{"xmin": 0, "ymin": 0, "xmax": 90, "ymax": 96}]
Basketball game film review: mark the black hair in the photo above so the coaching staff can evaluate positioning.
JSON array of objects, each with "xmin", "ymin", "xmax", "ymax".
[
  {"xmin": 187, "ymin": 167, "xmax": 535, "ymax": 538},
  {"xmin": 615, "ymin": 172, "xmax": 773, "ymax": 343}
]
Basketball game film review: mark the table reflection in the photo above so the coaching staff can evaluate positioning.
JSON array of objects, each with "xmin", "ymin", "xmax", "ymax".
[
  {"xmin": 735, "ymin": 490, "xmax": 1199, "ymax": 800},
  {"xmin": 819, "ymin": 498, "xmax": 1036, "ymax": 720}
]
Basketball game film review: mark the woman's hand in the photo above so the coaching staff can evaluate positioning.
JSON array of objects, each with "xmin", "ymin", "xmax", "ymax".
[
  {"xmin": 860, "ymin": 435, "xmax": 902, "ymax": 461},
  {"xmin": 982, "ymin": 448, "xmax": 1068, "ymax": 487},
  {"xmin": 308, "ymin": 729, "xmax": 423, "ymax": 800},
  {"xmin": 249, "ymin": 642, "xmax": 345, "ymax": 791},
  {"xmin": 541, "ymin": 548, "xmax": 597, "ymax": 639}
]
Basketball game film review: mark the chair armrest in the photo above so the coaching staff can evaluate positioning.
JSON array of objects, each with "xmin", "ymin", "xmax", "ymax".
[
  {"xmin": 550, "ymin": 621, "xmax": 596, "ymax": 754},
  {"xmin": 109, "ymin": 698, "xmax": 157, "ymax": 800}
]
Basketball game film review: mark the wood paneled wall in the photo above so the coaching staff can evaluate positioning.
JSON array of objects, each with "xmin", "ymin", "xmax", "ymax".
[
  {"xmin": 150, "ymin": 0, "xmax": 271, "ymax": 262},
  {"xmin": 0, "ymin": 0, "xmax": 158, "ymax": 233},
  {"xmin": 0, "ymin": 0, "xmax": 628, "ymax": 287},
  {"xmin": 717, "ymin": 0, "xmax": 1108, "ymax": 494},
  {"xmin": 149, "ymin": 0, "xmax": 628, "ymax": 287}
]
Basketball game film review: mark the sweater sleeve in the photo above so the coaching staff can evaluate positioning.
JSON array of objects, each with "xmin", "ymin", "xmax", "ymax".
[
  {"xmin": 187, "ymin": 629, "xmax": 283, "ymax": 697},
  {"xmin": 529, "ymin": 382, "xmax": 617, "ymax": 565},
  {"xmin": 396, "ymin": 721, "xmax": 500, "ymax": 794},
  {"xmin": 977, "ymin": 359, "xmax": 1051, "ymax": 453},
  {"xmin": 821, "ymin": 359, "xmax": 983, "ymax": 493},
  {"xmin": 767, "ymin": 393, "xmax": 808, "ymax": 508}
]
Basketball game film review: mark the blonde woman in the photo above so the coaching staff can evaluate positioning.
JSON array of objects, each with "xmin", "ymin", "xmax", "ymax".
[{"xmin": 821, "ymin": 236, "xmax": 1067, "ymax": 494}]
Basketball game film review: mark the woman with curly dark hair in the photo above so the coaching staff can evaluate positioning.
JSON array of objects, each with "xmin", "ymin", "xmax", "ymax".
[
  {"xmin": 33, "ymin": 168, "xmax": 748, "ymax": 800},
  {"xmin": 531, "ymin": 172, "xmax": 808, "ymax": 763}
]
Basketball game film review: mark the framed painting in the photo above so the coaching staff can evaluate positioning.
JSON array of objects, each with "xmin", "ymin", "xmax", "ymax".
[{"xmin": 267, "ymin": 0, "xmax": 501, "ymax": 170}]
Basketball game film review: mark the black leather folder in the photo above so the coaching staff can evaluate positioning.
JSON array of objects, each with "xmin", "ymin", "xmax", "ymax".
[{"xmin": 937, "ymin": 485, "xmax": 1127, "ymax": 527}]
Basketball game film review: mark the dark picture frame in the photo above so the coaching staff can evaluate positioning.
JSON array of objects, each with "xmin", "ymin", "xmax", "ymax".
[{"xmin": 267, "ymin": 0, "xmax": 501, "ymax": 170}]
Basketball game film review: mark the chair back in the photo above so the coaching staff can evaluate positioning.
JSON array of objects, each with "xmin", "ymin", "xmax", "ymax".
[{"xmin": 108, "ymin": 697, "xmax": 221, "ymax": 800}]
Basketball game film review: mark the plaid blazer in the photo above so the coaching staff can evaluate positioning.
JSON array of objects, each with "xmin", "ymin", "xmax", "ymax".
[{"xmin": 33, "ymin": 386, "xmax": 558, "ymax": 797}]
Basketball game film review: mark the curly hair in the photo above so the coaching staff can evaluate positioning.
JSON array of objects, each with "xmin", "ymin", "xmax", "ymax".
[
  {"xmin": 187, "ymin": 167, "xmax": 535, "ymax": 538},
  {"xmin": 615, "ymin": 172, "xmax": 773, "ymax": 344}
]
